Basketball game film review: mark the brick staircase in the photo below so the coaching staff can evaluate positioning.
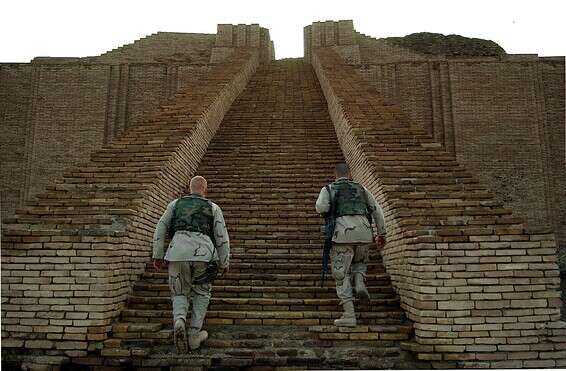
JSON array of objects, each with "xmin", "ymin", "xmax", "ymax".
[{"xmin": 71, "ymin": 60, "xmax": 426, "ymax": 370}]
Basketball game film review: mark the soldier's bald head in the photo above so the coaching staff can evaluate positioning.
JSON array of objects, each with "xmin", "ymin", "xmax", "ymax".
[
  {"xmin": 189, "ymin": 176, "xmax": 207, "ymax": 196},
  {"xmin": 335, "ymin": 163, "xmax": 350, "ymax": 179}
]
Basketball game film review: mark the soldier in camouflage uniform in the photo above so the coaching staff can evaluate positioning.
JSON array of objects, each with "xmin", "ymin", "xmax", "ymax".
[
  {"xmin": 316, "ymin": 163, "xmax": 386, "ymax": 327},
  {"xmin": 152, "ymin": 176, "xmax": 230, "ymax": 352}
]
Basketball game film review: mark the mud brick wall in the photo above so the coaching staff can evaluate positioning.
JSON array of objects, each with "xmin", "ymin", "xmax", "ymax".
[
  {"xmin": 356, "ymin": 33, "xmax": 430, "ymax": 64},
  {"xmin": 86, "ymin": 32, "xmax": 216, "ymax": 64},
  {"xmin": 313, "ymin": 20, "xmax": 565, "ymax": 246},
  {"xmin": 0, "ymin": 64, "xmax": 33, "ymax": 219},
  {"xmin": 448, "ymin": 61, "xmax": 555, "ymax": 233},
  {"xmin": 1, "ymin": 50, "xmax": 259, "ymax": 362},
  {"xmin": 311, "ymin": 47, "xmax": 566, "ymax": 368},
  {"xmin": 304, "ymin": 20, "xmax": 359, "ymax": 64},
  {"xmin": 540, "ymin": 59, "xmax": 566, "ymax": 248},
  {"xmin": 212, "ymin": 24, "xmax": 274, "ymax": 64},
  {"xmin": 353, "ymin": 58, "xmax": 566, "ymax": 250},
  {"xmin": 24, "ymin": 65, "xmax": 110, "ymax": 207},
  {"xmin": 0, "ymin": 63, "xmax": 211, "ymax": 221}
]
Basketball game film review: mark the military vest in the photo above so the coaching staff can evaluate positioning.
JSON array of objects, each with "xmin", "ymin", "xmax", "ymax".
[
  {"xmin": 169, "ymin": 195, "xmax": 215, "ymax": 242},
  {"xmin": 331, "ymin": 179, "xmax": 370, "ymax": 218}
]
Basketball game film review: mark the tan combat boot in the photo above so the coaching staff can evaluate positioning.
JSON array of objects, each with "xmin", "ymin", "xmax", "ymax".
[
  {"xmin": 354, "ymin": 273, "xmax": 370, "ymax": 302},
  {"xmin": 173, "ymin": 318, "xmax": 188, "ymax": 353},
  {"xmin": 188, "ymin": 327, "xmax": 208, "ymax": 350},
  {"xmin": 334, "ymin": 301, "xmax": 357, "ymax": 327}
]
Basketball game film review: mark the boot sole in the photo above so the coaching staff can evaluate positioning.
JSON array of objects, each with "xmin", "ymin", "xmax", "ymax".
[{"xmin": 174, "ymin": 324, "xmax": 188, "ymax": 353}]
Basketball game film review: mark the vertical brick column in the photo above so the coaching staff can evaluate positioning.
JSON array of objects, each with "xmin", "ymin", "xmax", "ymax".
[
  {"xmin": 304, "ymin": 20, "xmax": 360, "ymax": 65},
  {"xmin": 215, "ymin": 24, "xmax": 233, "ymax": 47},
  {"xmin": 211, "ymin": 24, "xmax": 274, "ymax": 64}
]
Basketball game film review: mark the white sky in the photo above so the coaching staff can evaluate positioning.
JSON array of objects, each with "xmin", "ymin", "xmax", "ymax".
[{"xmin": 1, "ymin": 0, "xmax": 565, "ymax": 62}]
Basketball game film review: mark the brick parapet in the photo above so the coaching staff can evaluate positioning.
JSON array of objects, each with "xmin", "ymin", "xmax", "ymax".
[
  {"xmin": 304, "ymin": 20, "xmax": 360, "ymax": 63},
  {"xmin": 211, "ymin": 24, "xmax": 274, "ymax": 64},
  {"xmin": 311, "ymin": 47, "xmax": 566, "ymax": 368},
  {"xmin": 1, "ymin": 49, "xmax": 260, "ymax": 365}
]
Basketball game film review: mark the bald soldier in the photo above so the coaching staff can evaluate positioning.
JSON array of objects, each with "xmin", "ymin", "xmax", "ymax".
[
  {"xmin": 152, "ymin": 176, "xmax": 230, "ymax": 352},
  {"xmin": 316, "ymin": 163, "xmax": 386, "ymax": 327}
]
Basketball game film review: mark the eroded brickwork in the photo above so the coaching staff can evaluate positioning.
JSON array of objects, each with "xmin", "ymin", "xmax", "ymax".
[
  {"xmin": 0, "ymin": 64, "xmax": 33, "ymax": 218},
  {"xmin": 1, "ymin": 49, "xmax": 260, "ymax": 364},
  {"xmin": 0, "ymin": 27, "xmax": 274, "ymax": 221},
  {"xmin": 318, "ymin": 21, "xmax": 566, "ymax": 248},
  {"xmin": 1, "ymin": 20, "xmax": 564, "ymax": 370},
  {"xmin": 311, "ymin": 41, "xmax": 565, "ymax": 369}
]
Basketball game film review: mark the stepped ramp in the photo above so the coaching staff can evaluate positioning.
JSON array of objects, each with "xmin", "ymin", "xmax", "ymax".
[
  {"xmin": 71, "ymin": 60, "xmax": 428, "ymax": 370},
  {"xmin": 0, "ymin": 49, "xmax": 259, "ymax": 369},
  {"xmin": 311, "ymin": 47, "xmax": 566, "ymax": 368}
]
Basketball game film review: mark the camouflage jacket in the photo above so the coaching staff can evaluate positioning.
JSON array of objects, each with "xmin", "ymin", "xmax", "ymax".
[{"xmin": 152, "ymin": 196, "xmax": 230, "ymax": 268}]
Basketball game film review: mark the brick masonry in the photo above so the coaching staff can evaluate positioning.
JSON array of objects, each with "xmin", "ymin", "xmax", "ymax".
[
  {"xmin": 307, "ymin": 21, "xmax": 566, "ymax": 250},
  {"xmin": 0, "ymin": 20, "xmax": 564, "ymax": 369},
  {"xmin": 309, "ymin": 20, "xmax": 566, "ymax": 367},
  {"xmin": 0, "ymin": 27, "xmax": 274, "ymax": 222},
  {"xmin": 1, "ymin": 29, "xmax": 266, "ymax": 365}
]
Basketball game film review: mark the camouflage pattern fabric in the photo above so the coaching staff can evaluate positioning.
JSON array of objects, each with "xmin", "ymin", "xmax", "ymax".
[
  {"xmin": 168, "ymin": 261, "xmax": 212, "ymax": 331},
  {"xmin": 152, "ymin": 196, "xmax": 230, "ymax": 267},
  {"xmin": 330, "ymin": 242, "xmax": 371, "ymax": 304},
  {"xmin": 316, "ymin": 177, "xmax": 387, "ymax": 243}
]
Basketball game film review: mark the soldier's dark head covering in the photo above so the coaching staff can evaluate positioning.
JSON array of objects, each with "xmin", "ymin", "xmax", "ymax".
[{"xmin": 335, "ymin": 163, "xmax": 350, "ymax": 178}]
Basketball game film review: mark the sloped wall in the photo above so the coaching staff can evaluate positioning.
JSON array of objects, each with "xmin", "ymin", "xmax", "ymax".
[
  {"xmin": 1, "ymin": 50, "xmax": 259, "ymax": 364},
  {"xmin": 305, "ymin": 20, "xmax": 566, "ymax": 251},
  {"xmin": 1, "ymin": 24, "xmax": 274, "ymax": 221},
  {"xmin": 312, "ymin": 46, "xmax": 566, "ymax": 369}
]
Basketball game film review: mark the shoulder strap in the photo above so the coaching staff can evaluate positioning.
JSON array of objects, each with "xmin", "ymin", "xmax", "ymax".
[{"xmin": 326, "ymin": 185, "xmax": 337, "ymax": 218}]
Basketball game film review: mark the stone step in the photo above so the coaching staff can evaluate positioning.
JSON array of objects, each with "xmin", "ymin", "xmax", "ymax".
[
  {"xmin": 126, "ymin": 296, "xmax": 400, "ymax": 309},
  {"xmin": 116, "ymin": 308, "xmax": 406, "ymax": 327},
  {"xmin": 80, "ymin": 59, "xmax": 423, "ymax": 370},
  {"xmin": 139, "ymin": 272, "xmax": 392, "ymax": 286},
  {"xmin": 131, "ymin": 284, "xmax": 396, "ymax": 300},
  {"xmin": 141, "ymin": 265, "xmax": 387, "ymax": 276},
  {"xmin": 91, "ymin": 325, "xmax": 416, "ymax": 370}
]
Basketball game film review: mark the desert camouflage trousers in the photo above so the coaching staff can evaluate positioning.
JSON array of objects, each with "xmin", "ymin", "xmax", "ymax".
[
  {"xmin": 330, "ymin": 242, "xmax": 371, "ymax": 305},
  {"xmin": 168, "ymin": 261, "xmax": 212, "ymax": 331}
]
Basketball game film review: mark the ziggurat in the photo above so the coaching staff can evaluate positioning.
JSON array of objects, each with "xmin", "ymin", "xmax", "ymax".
[{"xmin": 1, "ymin": 21, "xmax": 565, "ymax": 370}]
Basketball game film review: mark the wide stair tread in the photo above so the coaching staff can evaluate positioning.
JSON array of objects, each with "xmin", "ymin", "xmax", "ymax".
[{"xmin": 89, "ymin": 59, "xmax": 424, "ymax": 370}]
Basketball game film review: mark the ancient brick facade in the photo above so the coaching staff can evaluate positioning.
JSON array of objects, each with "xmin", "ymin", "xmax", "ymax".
[
  {"xmin": 305, "ymin": 21, "xmax": 566, "ymax": 249},
  {"xmin": 0, "ymin": 25, "xmax": 273, "ymax": 221},
  {"xmin": 1, "ymin": 20, "xmax": 565, "ymax": 370},
  {"xmin": 308, "ymin": 20, "xmax": 566, "ymax": 368}
]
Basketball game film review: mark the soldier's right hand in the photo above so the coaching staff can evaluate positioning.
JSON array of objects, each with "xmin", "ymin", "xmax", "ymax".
[
  {"xmin": 153, "ymin": 259, "xmax": 168, "ymax": 270},
  {"xmin": 375, "ymin": 235, "xmax": 386, "ymax": 249}
]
